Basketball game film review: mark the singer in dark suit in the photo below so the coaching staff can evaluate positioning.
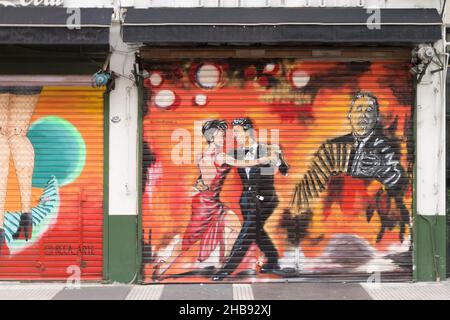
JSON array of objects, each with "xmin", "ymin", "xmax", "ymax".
[{"xmin": 213, "ymin": 118, "xmax": 289, "ymax": 280}]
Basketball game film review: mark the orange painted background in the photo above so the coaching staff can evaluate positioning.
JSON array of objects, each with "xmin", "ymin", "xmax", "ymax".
[
  {"xmin": 0, "ymin": 87, "xmax": 104, "ymax": 280},
  {"xmin": 142, "ymin": 60, "xmax": 413, "ymax": 282}
]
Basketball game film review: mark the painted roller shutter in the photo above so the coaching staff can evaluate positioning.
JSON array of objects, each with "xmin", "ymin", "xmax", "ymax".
[
  {"xmin": 141, "ymin": 49, "xmax": 413, "ymax": 283},
  {"xmin": 0, "ymin": 81, "xmax": 104, "ymax": 280}
]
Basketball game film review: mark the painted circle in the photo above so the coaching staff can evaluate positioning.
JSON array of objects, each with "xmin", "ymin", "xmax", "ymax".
[
  {"xmin": 150, "ymin": 72, "xmax": 163, "ymax": 87},
  {"xmin": 154, "ymin": 90, "xmax": 176, "ymax": 109},
  {"xmin": 264, "ymin": 63, "xmax": 276, "ymax": 73},
  {"xmin": 291, "ymin": 69, "xmax": 311, "ymax": 88},
  {"xmin": 28, "ymin": 116, "xmax": 86, "ymax": 188},
  {"xmin": 194, "ymin": 94, "xmax": 208, "ymax": 106},
  {"xmin": 196, "ymin": 64, "xmax": 221, "ymax": 89}
]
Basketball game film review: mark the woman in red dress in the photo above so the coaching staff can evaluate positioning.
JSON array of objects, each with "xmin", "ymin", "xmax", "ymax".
[{"xmin": 152, "ymin": 120, "xmax": 276, "ymax": 281}]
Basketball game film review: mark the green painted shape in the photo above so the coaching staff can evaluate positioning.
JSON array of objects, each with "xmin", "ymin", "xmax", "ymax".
[
  {"xmin": 414, "ymin": 214, "xmax": 447, "ymax": 281},
  {"xmin": 447, "ymin": 189, "xmax": 450, "ymax": 278},
  {"xmin": 137, "ymin": 76, "xmax": 144, "ymax": 283},
  {"xmin": 447, "ymin": 203, "xmax": 450, "ymax": 278},
  {"xmin": 412, "ymin": 76, "xmax": 447, "ymax": 282},
  {"xmin": 108, "ymin": 215, "xmax": 138, "ymax": 284},
  {"xmin": 28, "ymin": 116, "xmax": 86, "ymax": 188}
]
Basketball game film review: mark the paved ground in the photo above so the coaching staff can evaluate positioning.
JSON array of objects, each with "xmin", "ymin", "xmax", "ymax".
[{"xmin": 0, "ymin": 281, "xmax": 449, "ymax": 300}]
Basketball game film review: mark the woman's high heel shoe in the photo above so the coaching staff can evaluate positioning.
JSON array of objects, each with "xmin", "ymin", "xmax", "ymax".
[
  {"xmin": 13, "ymin": 212, "xmax": 32, "ymax": 242},
  {"xmin": 152, "ymin": 259, "xmax": 167, "ymax": 282}
]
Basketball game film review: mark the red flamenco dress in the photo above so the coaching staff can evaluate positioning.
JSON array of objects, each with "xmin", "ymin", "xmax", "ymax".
[{"xmin": 182, "ymin": 162, "xmax": 231, "ymax": 263}]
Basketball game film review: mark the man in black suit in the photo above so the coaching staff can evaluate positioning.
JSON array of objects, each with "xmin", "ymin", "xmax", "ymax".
[
  {"xmin": 213, "ymin": 118, "xmax": 289, "ymax": 281},
  {"xmin": 292, "ymin": 91, "xmax": 410, "ymax": 243},
  {"xmin": 332, "ymin": 92, "xmax": 409, "ymax": 242}
]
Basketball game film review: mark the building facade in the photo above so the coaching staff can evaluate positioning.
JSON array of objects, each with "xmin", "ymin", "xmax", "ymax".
[{"xmin": 0, "ymin": 0, "xmax": 448, "ymax": 284}]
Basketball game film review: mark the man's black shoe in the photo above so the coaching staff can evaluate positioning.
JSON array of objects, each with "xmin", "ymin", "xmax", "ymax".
[
  {"xmin": 212, "ymin": 271, "xmax": 229, "ymax": 281},
  {"xmin": 260, "ymin": 263, "xmax": 281, "ymax": 274}
]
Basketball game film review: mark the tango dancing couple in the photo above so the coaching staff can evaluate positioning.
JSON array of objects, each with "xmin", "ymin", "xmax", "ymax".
[{"xmin": 153, "ymin": 117, "xmax": 289, "ymax": 281}]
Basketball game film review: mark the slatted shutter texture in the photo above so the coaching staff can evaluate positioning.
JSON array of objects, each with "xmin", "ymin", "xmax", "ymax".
[
  {"xmin": 0, "ymin": 86, "xmax": 104, "ymax": 280},
  {"xmin": 141, "ymin": 56, "xmax": 413, "ymax": 283}
]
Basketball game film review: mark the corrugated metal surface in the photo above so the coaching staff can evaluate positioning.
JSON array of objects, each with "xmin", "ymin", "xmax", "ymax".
[
  {"xmin": 0, "ymin": 85, "xmax": 104, "ymax": 280},
  {"xmin": 141, "ymin": 54, "xmax": 413, "ymax": 283}
]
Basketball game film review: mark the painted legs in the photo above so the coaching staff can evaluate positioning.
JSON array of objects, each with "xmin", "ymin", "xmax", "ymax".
[
  {"xmin": 0, "ymin": 94, "xmax": 10, "ymax": 228},
  {"xmin": 8, "ymin": 94, "xmax": 38, "ymax": 214},
  {"xmin": 0, "ymin": 93, "xmax": 38, "ymax": 245},
  {"xmin": 152, "ymin": 213, "xmax": 240, "ymax": 282}
]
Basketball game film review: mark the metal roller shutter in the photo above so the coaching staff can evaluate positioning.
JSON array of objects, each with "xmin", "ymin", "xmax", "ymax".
[
  {"xmin": 0, "ymin": 82, "xmax": 104, "ymax": 280},
  {"xmin": 141, "ymin": 50, "xmax": 413, "ymax": 283}
]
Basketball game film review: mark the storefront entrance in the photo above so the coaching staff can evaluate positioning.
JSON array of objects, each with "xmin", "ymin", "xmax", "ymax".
[{"xmin": 140, "ymin": 48, "xmax": 414, "ymax": 283}]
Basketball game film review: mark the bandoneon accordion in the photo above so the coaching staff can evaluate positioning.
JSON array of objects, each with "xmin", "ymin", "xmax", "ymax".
[{"xmin": 291, "ymin": 142, "xmax": 353, "ymax": 214}]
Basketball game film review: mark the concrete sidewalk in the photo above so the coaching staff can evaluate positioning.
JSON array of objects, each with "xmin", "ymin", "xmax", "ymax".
[{"xmin": 0, "ymin": 281, "xmax": 448, "ymax": 300}]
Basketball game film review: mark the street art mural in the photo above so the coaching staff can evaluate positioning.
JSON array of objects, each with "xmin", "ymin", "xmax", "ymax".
[
  {"xmin": 0, "ymin": 86, "xmax": 103, "ymax": 280},
  {"xmin": 141, "ymin": 59, "xmax": 413, "ymax": 282}
]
